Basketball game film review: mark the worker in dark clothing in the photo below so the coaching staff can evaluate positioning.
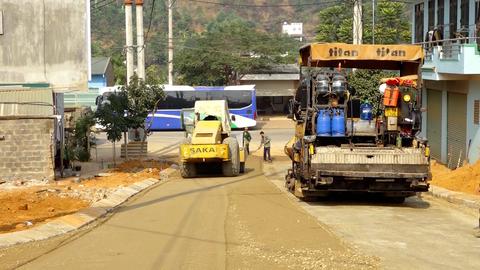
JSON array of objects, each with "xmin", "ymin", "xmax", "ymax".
[
  {"xmin": 260, "ymin": 131, "xmax": 272, "ymax": 162},
  {"xmin": 243, "ymin": 127, "xmax": 252, "ymax": 155}
]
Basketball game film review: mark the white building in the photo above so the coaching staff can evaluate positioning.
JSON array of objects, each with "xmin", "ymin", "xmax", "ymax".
[
  {"xmin": 412, "ymin": 0, "xmax": 480, "ymax": 168},
  {"xmin": 282, "ymin": 22, "xmax": 303, "ymax": 41}
]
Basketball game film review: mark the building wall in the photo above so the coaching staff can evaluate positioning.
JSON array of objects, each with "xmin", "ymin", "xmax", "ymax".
[
  {"xmin": 241, "ymin": 80, "xmax": 297, "ymax": 96},
  {"xmin": 88, "ymin": 75, "xmax": 107, "ymax": 89},
  {"xmin": 466, "ymin": 79, "xmax": 480, "ymax": 143},
  {"xmin": 466, "ymin": 79, "xmax": 480, "ymax": 162},
  {"xmin": 0, "ymin": 118, "xmax": 55, "ymax": 182},
  {"xmin": 0, "ymin": 0, "xmax": 89, "ymax": 92},
  {"xmin": 424, "ymin": 79, "xmax": 480, "ymax": 165}
]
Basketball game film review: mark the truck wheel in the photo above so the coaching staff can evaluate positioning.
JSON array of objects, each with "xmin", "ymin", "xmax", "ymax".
[
  {"xmin": 180, "ymin": 162, "xmax": 196, "ymax": 178},
  {"xmin": 239, "ymin": 162, "xmax": 245, "ymax": 173},
  {"xmin": 222, "ymin": 137, "xmax": 240, "ymax": 177},
  {"xmin": 179, "ymin": 137, "xmax": 196, "ymax": 178}
]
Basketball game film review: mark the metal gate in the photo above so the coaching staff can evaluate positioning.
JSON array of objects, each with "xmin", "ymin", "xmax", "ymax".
[
  {"xmin": 447, "ymin": 92, "xmax": 467, "ymax": 168},
  {"xmin": 426, "ymin": 89, "xmax": 442, "ymax": 161}
]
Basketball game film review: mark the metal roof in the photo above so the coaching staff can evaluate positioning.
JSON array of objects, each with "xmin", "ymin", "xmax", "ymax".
[
  {"xmin": 0, "ymin": 88, "xmax": 54, "ymax": 116},
  {"xmin": 250, "ymin": 64, "xmax": 299, "ymax": 74},
  {"xmin": 240, "ymin": 74, "xmax": 300, "ymax": 81},
  {"xmin": 91, "ymin": 57, "xmax": 111, "ymax": 75}
]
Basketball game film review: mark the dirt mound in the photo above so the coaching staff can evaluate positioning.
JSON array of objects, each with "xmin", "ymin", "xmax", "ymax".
[
  {"xmin": 0, "ymin": 188, "xmax": 89, "ymax": 233},
  {"xmin": 431, "ymin": 160, "xmax": 480, "ymax": 196},
  {"xmin": 0, "ymin": 159, "xmax": 171, "ymax": 234},
  {"xmin": 81, "ymin": 160, "xmax": 168, "ymax": 188},
  {"xmin": 116, "ymin": 159, "xmax": 166, "ymax": 172}
]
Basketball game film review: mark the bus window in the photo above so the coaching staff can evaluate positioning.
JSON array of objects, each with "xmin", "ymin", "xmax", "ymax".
[
  {"xmin": 224, "ymin": 91, "xmax": 252, "ymax": 109},
  {"xmin": 177, "ymin": 91, "xmax": 196, "ymax": 108},
  {"xmin": 193, "ymin": 91, "xmax": 207, "ymax": 102},
  {"xmin": 207, "ymin": 91, "xmax": 224, "ymax": 101},
  {"xmin": 158, "ymin": 91, "xmax": 180, "ymax": 109}
]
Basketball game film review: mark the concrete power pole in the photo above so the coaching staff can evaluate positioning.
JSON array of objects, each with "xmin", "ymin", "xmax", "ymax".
[
  {"xmin": 136, "ymin": 0, "xmax": 145, "ymax": 80},
  {"xmin": 168, "ymin": 0, "xmax": 174, "ymax": 85},
  {"xmin": 372, "ymin": 0, "xmax": 375, "ymax": 44},
  {"xmin": 353, "ymin": 0, "xmax": 363, "ymax": 45},
  {"xmin": 125, "ymin": 0, "xmax": 134, "ymax": 85}
]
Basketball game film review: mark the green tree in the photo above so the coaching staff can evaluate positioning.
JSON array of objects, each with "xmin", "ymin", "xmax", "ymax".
[
  {"xmin": 315, "ymin": 4, "xmax": 353, "ymax": 43},
  {"xmin": 95, "ymin": 92, "xmax": 129, "ymax": 165},
  {"xmin": 146, "ymin": 64, "xmax": 167, "ymax": 85},
  {"xmin": 175, "ymin": 13, "xmax": 299, "ymax": 86},
  {"xmin": 121, "ymin": 74, "xmax": 165, "ymax": 132},
  {"xmin": 315, "ymin": 0, "xmax": 411, "ymax": 45},
  {"xmin": 372, "ymin": 1, "xmax": 411, "ymax": 44},
  {"xmin": 74, "ymin": 112, "xmax": 96, "ymax": 162},
  {"xmin": 348, "ymin": 69, "xmax": 396, "ymax": 104},
  {"xmin": 315, "ymin": 0, "xmax": 409, "ymax": 104}
]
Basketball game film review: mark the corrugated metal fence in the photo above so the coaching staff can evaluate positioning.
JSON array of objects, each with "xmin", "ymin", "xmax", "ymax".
[{"xmin": 0, "ymin": 88, "xmax": 54, "ymax": 116}]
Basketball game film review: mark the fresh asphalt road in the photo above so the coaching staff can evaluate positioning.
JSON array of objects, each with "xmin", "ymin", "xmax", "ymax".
[
  {"xmin": 94, "ymin": 127, "xmax": 294, "ymax": 160},
  {"xmin": 264, "ymin": 161, "xmax": 480, "ymax": 270},
  {"xmin": 14, "ymin": 157, "xmax": 376, "ymax": 270},
  {"xmin": 4, "ymin": 124, "xmax": 479, "ymax": 269}
]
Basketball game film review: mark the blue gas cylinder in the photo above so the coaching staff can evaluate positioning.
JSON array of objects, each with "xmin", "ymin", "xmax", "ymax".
[
  {"xmin": 331, "ymin": 109, "xmax": 346, "ymax": 136},
  {"xmin": 316, "ymin": 109, "xmax": 331, "ymax": 136},
  {"xmin": 360, "ymin": 103, "xmax": 373, "ymax": 120}
]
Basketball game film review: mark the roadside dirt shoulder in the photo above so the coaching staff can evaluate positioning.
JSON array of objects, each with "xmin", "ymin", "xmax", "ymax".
[{"xmin": 0, "ymin": 160, "xmax": 169, "ymax": 234}]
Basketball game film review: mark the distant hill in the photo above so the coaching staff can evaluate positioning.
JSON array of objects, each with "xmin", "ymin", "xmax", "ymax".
[
  {"xmin": 90, "ymin": 0, "xmax": 327, "ymax": 64},
  {"xmin": 90, "ymin": 0, "xmax": 411, "ymax": 67}
]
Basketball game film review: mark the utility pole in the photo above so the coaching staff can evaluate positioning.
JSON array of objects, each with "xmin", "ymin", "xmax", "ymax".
[
  {"xmin": 353, "ymin": 0, "xmax": 363, "ymax": 45},
  {"xmin": 136, "ymin": 0, "xmax": 145, "ymax": 80},
  {"xmin": 125, "ymin": 0, "xmax": 134, "ymax": 85},
  {"xmin": 372, "ymin": 0, "xmax": 375, "ymax": 44},
  {"xmin": 168, "ymin": 0, "xmax": 174, "ymax": 85}
]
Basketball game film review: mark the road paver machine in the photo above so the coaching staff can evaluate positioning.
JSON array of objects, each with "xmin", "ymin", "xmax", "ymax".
[{"xmin": 285, "ymin": 43, "xmax": 431, "ymax": 202}]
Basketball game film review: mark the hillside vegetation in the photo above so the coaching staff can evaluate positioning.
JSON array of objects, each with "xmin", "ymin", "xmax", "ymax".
[
  {"xmin": 91, "ymin": 0, "xmax": 411, "ymax": 84},
  {"xmin": 91, "ymin": 0, "xmax": 324, "ymax": 67}
]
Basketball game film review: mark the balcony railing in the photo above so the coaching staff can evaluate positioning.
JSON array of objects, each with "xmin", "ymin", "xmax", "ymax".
[{"xmin": 416, "ymin": 37, "xmax": 479, "ymax": 62}]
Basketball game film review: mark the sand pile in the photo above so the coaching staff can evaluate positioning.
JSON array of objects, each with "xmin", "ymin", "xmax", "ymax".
[
  {"xmin": 0, "ymin": 188, "xmax": 89, "ymax": 232},
  {"xmin": 431, "ymin": 160, "xmax": 480, "ymax": 196},
  {"xmin": 81, "ymin": 159, "xmax": 168, "ymax": 188},
  {"xmin": 0, "ymin": 159, "xmax": 170, "ymax": 234}
]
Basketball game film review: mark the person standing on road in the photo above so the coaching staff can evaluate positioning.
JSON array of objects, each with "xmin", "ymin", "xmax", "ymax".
[
  {"xmin": 243, "ymin": 127, "xmax": 252, "ymax": 155},
  {"xmin": 260, "ymin": 131, "xmax": 272, "ymax": 162}
]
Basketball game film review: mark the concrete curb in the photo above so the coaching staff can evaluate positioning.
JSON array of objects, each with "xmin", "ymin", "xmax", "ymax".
[
  {"xmin": 257, "ymin": 117, "xmax": 289, "ymax": 121},
  {"xmin": 427, "ymin": 184, "xmax": 480, "ymax": 210},
  {"xmin": 0, "ymin": 167, "xmax": 177, "ymax": 249}
]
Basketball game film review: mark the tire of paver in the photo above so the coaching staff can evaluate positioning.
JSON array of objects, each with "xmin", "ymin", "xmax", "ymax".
[
  {"xmin": 389, "ymin": 196, "xmax": 406, "ymax": 204},
  {"xmin": 180, "ymin": 137, "xmax": 197, "ymax": 178},
  {"xmin": 239, "ymin": 162, "xmax": 245, "ymax": 174},
  {"xmin": 222, "ymin": 137, "xmax": 240, "ymax": 177}
]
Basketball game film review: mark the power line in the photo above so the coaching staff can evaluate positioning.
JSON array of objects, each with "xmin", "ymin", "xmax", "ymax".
[
  {"xmin": 92, "ymin": 0, "xmax": 117, "ymax": 13},
  {"xmin": 145, "ymin": 0, "xmax": 157, "ymax": 42},
  {"xmin": 184, "ymin": 0, "xmax": 343, "ymax": 8},
  {"xmin": 90, "ymin": 0, "xmax": 111, "ymax": 6}
]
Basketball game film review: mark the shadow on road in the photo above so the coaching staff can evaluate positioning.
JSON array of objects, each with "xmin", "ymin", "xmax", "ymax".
[
  {"xmin": 303, "ymin": 193, "xmax": 431, "ymax": 209},
  {"xmin": 116, "ymin": 173, "xmax": 262, "ymax": 213},
  {"xmin": 106, "ymin": 223, "xmax": 240, "ymax": 247}
]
